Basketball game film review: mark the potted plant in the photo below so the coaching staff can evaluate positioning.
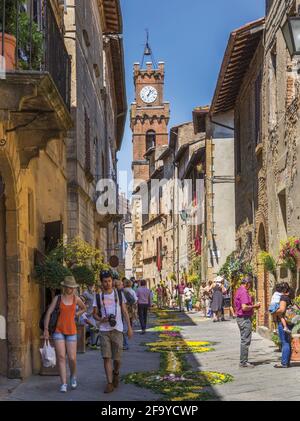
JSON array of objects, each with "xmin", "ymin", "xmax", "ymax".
[
  {"xmin": 34, "ymin": 251, "xmax": 72, "ymax": 296},
  {"xmin": 0, "ymin": 0, "xmax": 17, "ymax": 70},
  {"xmin": 0, "ymin": 1, "xmax": 43, "ymax": 71}
]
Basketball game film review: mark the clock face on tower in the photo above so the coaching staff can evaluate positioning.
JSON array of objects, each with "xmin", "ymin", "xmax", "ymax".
[{"xmin": 140, "ymin": 86, "xmax": 158, "ymax": 104}]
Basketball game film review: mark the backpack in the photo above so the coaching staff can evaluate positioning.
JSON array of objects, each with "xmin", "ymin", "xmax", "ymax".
[
  {"xmin": 39, "ymin": 295, "xmax": 61, "ymax": 334},
  {"xmin": 95, "ymin": 289, "xmax": 123, "ymax": 317},
  {"xmin": 123, "ymin": 290, "xmax": 136, "ymax": 306}
]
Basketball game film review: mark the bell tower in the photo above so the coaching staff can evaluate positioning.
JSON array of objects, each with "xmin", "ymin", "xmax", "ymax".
[
  {"xmin": 131, "ymin": 52, "xmax": 170, "ymax": 188},
  {"xmin": 130, "ymin": 38, "xmax": 170, "ymax": 280}
]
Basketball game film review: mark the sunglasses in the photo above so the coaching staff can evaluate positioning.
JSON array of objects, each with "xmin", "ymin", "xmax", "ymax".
[{"xmin": 100, "ymin": 271, "xmax": 112, "ymax": 279}]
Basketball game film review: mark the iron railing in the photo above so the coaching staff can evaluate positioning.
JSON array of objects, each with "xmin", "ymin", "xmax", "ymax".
[{"xmin": 0, "ymin": 0, "xmax": 71, "ymax": 109}]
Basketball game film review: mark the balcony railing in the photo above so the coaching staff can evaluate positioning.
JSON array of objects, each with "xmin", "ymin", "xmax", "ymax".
[{"xmin": 0, "ymin": 0, "xmax": 71, "ymax": 109}]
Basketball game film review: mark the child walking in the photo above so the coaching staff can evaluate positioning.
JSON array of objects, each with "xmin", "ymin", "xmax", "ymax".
[{"xmin": 269, "ymin": 283, "xmax": 292, "ymax": 334}]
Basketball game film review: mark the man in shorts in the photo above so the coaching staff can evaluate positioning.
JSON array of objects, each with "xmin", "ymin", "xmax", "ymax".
[{"xmin": 93, "ymin": 270, "xmax": 133, "ymax": 393}]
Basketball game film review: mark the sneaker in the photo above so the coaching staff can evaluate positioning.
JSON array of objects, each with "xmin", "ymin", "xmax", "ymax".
[
  {"xmin": 239, "ymin": 362, "xmax": 255, "ymax": 368},
  {"xmin": 60, "ymin": 384, "xmax": 68, "ymax": 393},
  {"xmin": 70, "ymin": 377, "xmax": 77, "ymax": 390},
  {"xmin": 112, "ymin": 371, "xmax": 120, "ymax": 388},
  {"xmin": 88, "ymin": 344, "xmax": 98, "ymax": 350},
  {"xmin": 123, "ymin": 346, "xmax": 129, "ymax": 351},
  {"xmin": 104, "ymin": 383, "xmax": 114, "ymax": 394},
  {"xmin": 274, "ymin": 364, "xmax": 289, "ymax": 369}
]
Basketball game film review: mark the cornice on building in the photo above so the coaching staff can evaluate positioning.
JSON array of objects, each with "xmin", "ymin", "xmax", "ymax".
[
  {"xmin": 210, "ymin": 17, "xmax": 265, "ymax": 115},
  {"xmin": 98, "ymin": 0, "xmax": 127, "ymax": 151}
]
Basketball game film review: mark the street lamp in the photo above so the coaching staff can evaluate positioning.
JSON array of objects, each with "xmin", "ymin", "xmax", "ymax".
[{"xmin": 282, "ymin": 14, "xmax": 300, "ymax": 57}]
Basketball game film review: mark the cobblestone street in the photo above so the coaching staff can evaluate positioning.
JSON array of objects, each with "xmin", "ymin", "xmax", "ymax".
[{"xmin": 1, "ymin": 310, "xmax": 300, "ymax": 402}]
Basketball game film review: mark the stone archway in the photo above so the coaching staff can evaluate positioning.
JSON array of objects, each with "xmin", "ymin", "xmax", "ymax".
[
  {"xmin": 257, "ymin": 223, "xmax": 270, "ymax": 327},
  {"xmin": 0, "ymin": 150, "xmax": 22, "ymax": 378}
]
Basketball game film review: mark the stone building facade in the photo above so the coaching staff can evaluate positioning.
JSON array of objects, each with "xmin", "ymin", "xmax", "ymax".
[
  {"xmin": 141, "ymin": 145, "xmax": 174, "ymax": 288},
  {"xmin": 64, "ymin": 0, "xmax": 126, "ymax": 261},
  {"xmin": 0, "ymin": 0, "xmax": 72, "ymax": 378},
  {"xmin": 207, "ymin": 0, "xmax": 300, "ymax": 330},
  {"xmin": 262, "ymin": 0, "xmax": 300, "ymax": 296},
  {"xmin": 0, "ymin": 0, "xmax": 126, "ymax": 379}
]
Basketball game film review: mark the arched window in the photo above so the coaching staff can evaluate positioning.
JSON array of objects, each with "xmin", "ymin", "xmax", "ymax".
[{"xmin": 146, "ymin": 130, "xmax": 156, "ymax": 151}]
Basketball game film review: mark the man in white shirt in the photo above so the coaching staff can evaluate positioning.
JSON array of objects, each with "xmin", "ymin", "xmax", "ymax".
[{"xmin": 93, "ymin": 270, "xmax": 133, "ymax": 394}]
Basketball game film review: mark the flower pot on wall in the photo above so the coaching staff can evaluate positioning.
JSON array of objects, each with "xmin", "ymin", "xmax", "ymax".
[{"xmin": 0, "ymin": 34, "xmax": 16, "ymax": 70}]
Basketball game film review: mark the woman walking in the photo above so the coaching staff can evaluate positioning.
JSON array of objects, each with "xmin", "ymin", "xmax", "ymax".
[
  {"xmin": 184, "ymin": 283, "xmax": 195, "ymax": 312},
  {"xmin": 43, "ymin": 276, "xmax": 86, "ymax": 393},
  {"xmin": 210, "ymin": 278, "xmax": 226, "ymax": 322},
  {"xmin": 274, "ymin": 282, "xmax": 292, "ymax": 368},
  {"xmin": 136, "ymin": 280, "xmax": 152, "ymax": 334}
]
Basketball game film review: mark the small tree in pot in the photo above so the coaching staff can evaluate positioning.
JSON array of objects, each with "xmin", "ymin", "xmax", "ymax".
[{"xmin": 0, "ymin": 0, "xmax": 43, "ymax": 70}]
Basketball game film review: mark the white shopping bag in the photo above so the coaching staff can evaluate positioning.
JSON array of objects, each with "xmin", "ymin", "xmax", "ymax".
[{"xmin": 40, "ymin": 340, "xmax": 56, "ymax": 368}]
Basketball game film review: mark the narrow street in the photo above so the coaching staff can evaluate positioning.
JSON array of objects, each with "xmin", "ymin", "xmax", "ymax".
[{"xmin": 1, "ymin": 310, "xmax": 300, "ymax": 402}]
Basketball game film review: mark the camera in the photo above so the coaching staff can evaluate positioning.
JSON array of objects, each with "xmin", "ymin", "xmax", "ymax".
[{"xmin": 108, "ymin": 314, "xmax": 117, "ymax": 327}]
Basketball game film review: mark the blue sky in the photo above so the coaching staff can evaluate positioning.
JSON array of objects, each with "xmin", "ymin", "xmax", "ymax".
[{"xmin": 118, "ymin": 0, "xmax": 265, "ymax": 192}]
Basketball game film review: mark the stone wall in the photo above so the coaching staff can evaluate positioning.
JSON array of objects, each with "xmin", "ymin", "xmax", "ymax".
[
  {"xmin": 0, "ymin": 123, "xmax": 68, "ymax": 378},
  {"xmin": 263, "ymin": 0, "xmax": 300, "ymax": 295}
]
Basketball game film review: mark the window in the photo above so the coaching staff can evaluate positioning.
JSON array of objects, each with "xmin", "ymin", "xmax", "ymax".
[
  {"xmin": 102, "ymin": 152, "xmax": 106, "ymax": 178},
  {"xmin": 197, "ymin": 115, "xmax": 206, "ymax": 133},
  {"xmin": 94, "ymin": 137, "xmax": 100, "ymax": 180},
  {"xmin": 235, "ymin": 115, "xmax": 241, "ymax": 175},
  {"xmin": 255, "ymin": 72, "xmax": 262, "ymax": 145},
  {"xmin": 278, "ymin": 190, "xmax": 287, "ymax": 237},
  {"xmin": 84, "ymin": 109, "xmax": 94, "ymax": 182},
  {"xmin": 158, "ymin": 186, "xmax": 163, "ymax": 215},
  {"xmin": 28, "ymin": 190, "xmax": 34, "ymax": 235},
  {"xmin": 146, "ymin": 130, "xmax": 156, "ymax": 151}
]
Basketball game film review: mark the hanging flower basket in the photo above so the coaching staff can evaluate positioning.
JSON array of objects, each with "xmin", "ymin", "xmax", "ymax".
[{"xmin": 280, "ymin": 237, "xmax": 300, "ymax": 272}]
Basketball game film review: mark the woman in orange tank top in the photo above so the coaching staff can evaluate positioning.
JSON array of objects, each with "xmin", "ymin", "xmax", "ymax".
[{"xmin": 44, "ymin": 276, "xmax": 86, "ymax": 393}]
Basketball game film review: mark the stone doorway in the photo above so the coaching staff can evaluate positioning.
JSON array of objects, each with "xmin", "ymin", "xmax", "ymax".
[
  {"xmin": 0, "ymin": 175, "xmax": 8, "ymax": 376},
  {"xmin": 257, "ymin": 223, "xmax": 270, "ymax": 328}
]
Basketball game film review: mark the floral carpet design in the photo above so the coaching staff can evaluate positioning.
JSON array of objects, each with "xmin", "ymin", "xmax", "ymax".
[{"xmin": 123, "ymin": 310, "xmax": 233, "ymax": 401}]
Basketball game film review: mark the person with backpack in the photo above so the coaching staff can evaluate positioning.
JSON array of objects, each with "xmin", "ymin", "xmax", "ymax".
[
  {"xmin": 136, "ymin": 279, "xmax": 152, "ymax": 334},
  {"xmin": 93, "ymin": 270, "xmax": 133, "ymax": 394},
  {"xmin": 115, "ymin": 278, "xmax": 132, "ymax": 351},
  {"xmin": 123, "ymin": 278, "xmax": 138, "ymax": 326},
  {"xmin": 43, "ymin": 276, "xmax": 86, "ymax": 393}
]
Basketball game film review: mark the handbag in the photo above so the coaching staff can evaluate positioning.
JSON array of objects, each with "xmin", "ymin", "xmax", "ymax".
[
  {"xmin": 40, "ymin": 340, "xmax": 56, "ymax": 368},
  {"xmin": 39, "ymin": 295, "xmax": 61, "ymax": 334}
]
